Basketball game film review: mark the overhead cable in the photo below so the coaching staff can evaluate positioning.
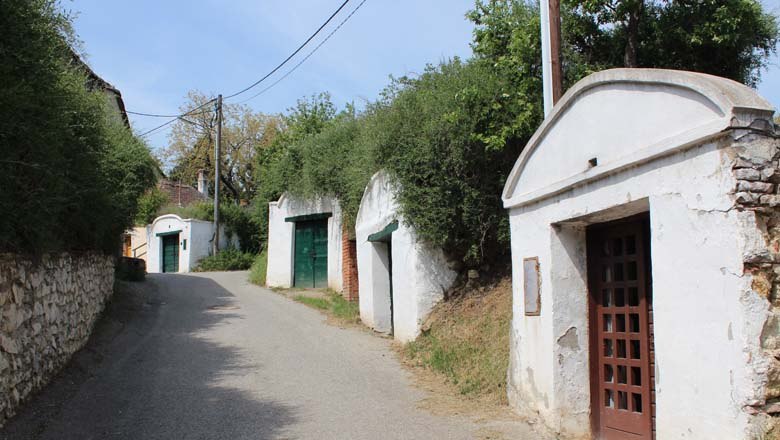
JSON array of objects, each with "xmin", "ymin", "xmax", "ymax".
[
  {"xmin": 223, "ymin": 0, "xmax": 351, "ymax": 99},
  {"xmin": 234, "ymin": 0, "xmax": 368, "ymax": 105}
]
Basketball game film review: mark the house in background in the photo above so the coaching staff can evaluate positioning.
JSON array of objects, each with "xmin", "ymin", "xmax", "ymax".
[
  {"xmin": 503, "ymin": 69, "xmax": 779, "ymax": 439},
  {"xmin": 124, "ymin": 170, "xmax": 211, "ymax": 265},
  {"xmin": 158, "ymin": 170, "xmax": 209, "ymax": 207},
  {"xmin": 266, "ymin": 193, "xmax": 358, "ymax": 298},
  {"xmin": 74, "ymin": 49, "xmax": 129, "ymax": 128},
  {"xmin": 355, "ymin": 171, "xmax": 457, "ymax": 342},
  {"xmin": 145, "ymin": 213, "xmax": 236, "ymax": 273}
]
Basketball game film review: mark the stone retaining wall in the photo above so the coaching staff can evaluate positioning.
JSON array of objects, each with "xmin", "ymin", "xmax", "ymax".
[
  {"xmin": 0, "ymin": 252, "xmax": 114, "ymax": 427},
  {"xmin": 731, "ymin": 126, "xmax": 780, "ymax": 437}
]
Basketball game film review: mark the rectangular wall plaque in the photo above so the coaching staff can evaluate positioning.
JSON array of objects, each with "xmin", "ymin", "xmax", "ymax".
[{"xmin": 523, "ymin": 257, "xmax": 541, "ymax": 316}]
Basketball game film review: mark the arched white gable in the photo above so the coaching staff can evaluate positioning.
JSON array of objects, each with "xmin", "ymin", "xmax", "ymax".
[
  {"xmin": 503, "ymin": 69, "xmax": 774, "ymax": 209},
  {"xmin": 356, "ymin": 170, "xmax": 399, "ymax": 229},
  {"xmin": 151, "ymin": 213, "xmax": 186, "ymax": 227}
]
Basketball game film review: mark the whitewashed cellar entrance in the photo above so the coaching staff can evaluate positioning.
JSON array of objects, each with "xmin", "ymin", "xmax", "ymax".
[{"xmin": 502, "ymin": 69, "xmax": 778, "ymax": 439}]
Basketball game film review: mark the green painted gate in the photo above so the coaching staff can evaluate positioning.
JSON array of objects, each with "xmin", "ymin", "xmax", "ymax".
[
  {"xmin": 161, "ymin": 234, "xmax": 179, "ymax": 273},
  {"xmin": 294, "ymin": 219, "xmax": 328, "ymax": 288}
]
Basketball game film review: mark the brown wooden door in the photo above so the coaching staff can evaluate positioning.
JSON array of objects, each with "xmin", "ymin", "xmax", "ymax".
[{"xmin": 588, "ymin": 215, "xmax": 655, "ymax": 440}]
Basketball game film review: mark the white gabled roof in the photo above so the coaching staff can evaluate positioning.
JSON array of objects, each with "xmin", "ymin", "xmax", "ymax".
[{"xmin": 503, "ymin": 69, "xmax": 775, "ymax": 209}]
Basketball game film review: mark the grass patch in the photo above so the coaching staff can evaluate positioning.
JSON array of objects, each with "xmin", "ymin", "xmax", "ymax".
[
  {"xmin": 294, "ymin": 295, "xmax": 330, "ymax": 310},
  {"xmin": 293, "ymin": 290, "xmax": 360, "ymax": 325},
  {"xmin": 402, "ymin": 277, "xmax": 512, "ymax": 405},
  {"xmin": 248, "ymin": 249, "xmax": 267, "ymax": 285}
]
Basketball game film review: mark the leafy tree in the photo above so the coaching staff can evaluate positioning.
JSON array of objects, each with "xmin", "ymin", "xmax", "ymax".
[
  {"xmin": 164, "ymin": 91, "xmax": 281, "ymax": 203},
  {"xmin": 0, "ymin": 0, "xmax": 157, "ymax": 254},
  {"xmin": 254, "ymin": 93, "xmax": 339, "ymax": 242},
  {"xmin": 470, "ymin": 0, "xmax": 778, "ymax": 86},
  {"xmin": 467, "ymin": 0, "xmax": 778, "ymax": 85},
  {"xmin": 135, "ymin": 187, "xmax": 169, "ymax": 226},
  {"xmin": 368, "ymin": 59, "xmax": 534, "ymax": 265}
]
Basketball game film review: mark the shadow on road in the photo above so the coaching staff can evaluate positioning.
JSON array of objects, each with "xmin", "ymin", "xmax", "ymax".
[{"xmin": 1, "ymin": 274, "xmax": 297, "ymax": 440}]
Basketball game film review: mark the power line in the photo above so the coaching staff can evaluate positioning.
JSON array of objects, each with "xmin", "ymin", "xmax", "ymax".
[
  {"xmin": 223, "ymin": 0, "xmax": 351, "ymax": 100},
  {"xmin": 134, "ymin": 0, "xmax": 362, "ymax": 137},
  {"xmin": 234, "ymin": 0, "xmax": 368, "ymax": 105},
  {"xmin": 137, "ymin": 98, "xmax": 216, "ymax": 138},
  {"xmin": 127, "ymin": 109, "xmax": 211, "ymax": 118}
]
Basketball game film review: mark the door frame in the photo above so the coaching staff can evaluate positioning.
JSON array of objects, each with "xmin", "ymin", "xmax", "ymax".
[
  {"xmin": 159, "ymin": 231, "xmax": 181, "ymax": 273},
  {"xmin": 368, "ymin": 222, "xmax": 396, "ymax": 335},
  {"xmin": 587, "ymin": 213, "xmax": 655, "ymax": 439},
  {"xmin": 292, "ymin": 218, "xmax": 329, "ymax": 288}
]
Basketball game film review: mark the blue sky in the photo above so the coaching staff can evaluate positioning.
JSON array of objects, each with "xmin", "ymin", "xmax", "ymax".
[{"xmin": 69, "ymin": 0, "xmax": 780, "ymax": 154}]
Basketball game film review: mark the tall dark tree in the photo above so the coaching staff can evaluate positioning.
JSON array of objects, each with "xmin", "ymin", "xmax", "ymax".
[{"xmin": 470, "ymin": 0, "xmax": 779, "ymax": 87}]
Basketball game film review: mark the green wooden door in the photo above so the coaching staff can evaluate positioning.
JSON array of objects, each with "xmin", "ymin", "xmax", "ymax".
[
  {"xmin": 162, "ymin": 234, "xmax": 179, "ymax": 273},
  {"xmin": 312, "ymin": 220, "xmax": 328, "ymax": 288},
  {"xmin": 294, "ymin": 220, "xmax": 328, "ymax": 288}
]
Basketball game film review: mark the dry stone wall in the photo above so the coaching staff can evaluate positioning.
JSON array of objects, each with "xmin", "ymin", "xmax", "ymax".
[
  {"xmin": 730, "ymin": 123, "xmax": 780, "ymax": 437},
  {"xmin": 0, "ymin": 252, "xmax": 114, "ymax": 427}
]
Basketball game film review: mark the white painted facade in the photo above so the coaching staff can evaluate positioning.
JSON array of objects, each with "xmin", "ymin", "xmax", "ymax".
[
  {"xmin": 266, "ymin": 193, "xmax": 344, "ymax": 291},
  {"xmin": 355, "ymin": 171, "xmax": 457, "ymax": 343},
  {"xmin": 146, "ymin": 214, "xmax": 234, "ymax": 273},
  {"xmin": 503, "ymin": 69, "xmax": 778, "ymax": 439}
]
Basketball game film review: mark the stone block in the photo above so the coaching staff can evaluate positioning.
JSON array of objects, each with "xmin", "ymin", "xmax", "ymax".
[
  {"xmin": 737, "ymin": 192, "xmax": 760, "ymax": 204},
  {"xmin": 738, "ymin": 181, "xmax": 774, "ymax": 193},
  {"xmin": 760, "ymin": 195, "xmax": 780, "ymax": 207},
  {"xmin": 736, "ymin": 168, "xmax": 762, "ymax": 181},
  {"xmin": 0, "ymin": 335, "xmax": 19, "ymax": 354}
]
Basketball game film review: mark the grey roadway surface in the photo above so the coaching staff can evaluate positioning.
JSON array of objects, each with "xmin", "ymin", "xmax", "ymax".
[{"xmin": 1, "ymin": 271, "xmax": 540, "ymax": 440}]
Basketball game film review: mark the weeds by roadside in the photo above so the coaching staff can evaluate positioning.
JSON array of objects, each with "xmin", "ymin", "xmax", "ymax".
[
  {"xmin": 248, "ymin": 250, "xmax": 267, "ymax": 285},
  {"xmin": 402, "ymin": 277, "xmax": 512, "ymax": 405},
  {"xmin": 293, "ymin": 290, "xmax": 360, "ymax": 326}
]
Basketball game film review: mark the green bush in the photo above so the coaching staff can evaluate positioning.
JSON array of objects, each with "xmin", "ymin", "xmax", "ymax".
[
  {"xmin": 256, "ymin": 60, "xmax": 535, "ymax": 266},
  {"xmin": 135, "ymin": 187, "xmax": 169, "ymax": 226},
  {"xmin": 193, "ymin": 247, "xmax": 255, "ymax": 272},
  {"xmin": 368, "ymin": 59, "xmax": 536, "ymax": 265},
  {"xmin": 0, "ymin": 0, "xmax": 157, "ymax": 254},
  {"xmin": 248, "ymin": 249, "xmax": 267, "ymax": 286}
]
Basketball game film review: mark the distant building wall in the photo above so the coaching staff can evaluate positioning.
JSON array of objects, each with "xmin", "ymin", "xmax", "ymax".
[{"xmin": 146, "ymin": 215, "xmax": 234, "ymax": 273}]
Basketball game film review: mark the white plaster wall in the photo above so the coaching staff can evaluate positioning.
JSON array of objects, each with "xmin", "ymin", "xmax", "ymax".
[
  {"xmin": 506, "ymin": 136, "xmax": 770, "ymax": 439},
  {"xmin": 513, "ymin": 83, "xmax": 722, "ymax": 200},
  {"xmin": 356, "ymin": 171, "xmax": 457, "ymax": 343},
  {"xmin": 503, "ymin": 70, "xmax": 775, "ymax": 439},
  {"xmin": 265, "ymin": 194, "xmax": 343, "ymax": 291},
  {"xmin": 146, "ymin": 215, "xmax": 233, "ymax": 273},
  {"xmin": 187, "ymin": 220, "xmax": 234, "ymax": 272},
  {"xmin": 127, "ymin": 226, "xmax": 148, "ymax": 261}
]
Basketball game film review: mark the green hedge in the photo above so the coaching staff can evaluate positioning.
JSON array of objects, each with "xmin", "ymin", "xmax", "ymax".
[
  {"xmin": 0, "ymin": 1, "xmax": 157, "ymax": 254},
  {"xmin": 255, "ymin": 59, "xmax": 537, "ymax": 266}
]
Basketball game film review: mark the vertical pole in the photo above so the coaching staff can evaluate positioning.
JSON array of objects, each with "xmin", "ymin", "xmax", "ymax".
[
  {"xmin": 213, "ymin": 95, "xmax": 222, "ymax": 255},
  {"xmin": 540, "ymin": 0, "xmax": 563, "ymax": 117},
  {"xmin": 549, "ymin": 0, "xmax": 563, "ymax": 104}
]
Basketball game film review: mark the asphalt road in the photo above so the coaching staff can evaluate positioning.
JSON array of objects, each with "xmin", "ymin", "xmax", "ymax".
[{"xmin": 0, "ymin": 271, "xmax": 541, "ymax": 440}]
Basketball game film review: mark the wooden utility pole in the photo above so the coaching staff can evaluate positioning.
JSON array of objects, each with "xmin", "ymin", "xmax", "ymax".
[
  {"xmin": 213, "ymin": 94, "xmax": 222, "ymax": 255},
  {"xmin": 540, "ymin": 0, "xmax": 563, "ymax": 117}
]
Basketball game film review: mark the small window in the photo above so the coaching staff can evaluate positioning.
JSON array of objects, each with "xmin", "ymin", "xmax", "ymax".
[
  {"xmin": 182, "ymin": 239, "xmax": 187, "ymax": 250},
  {"xmin": 523, "ymin": 257, "xmax": 541, "ymax": 316}
]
